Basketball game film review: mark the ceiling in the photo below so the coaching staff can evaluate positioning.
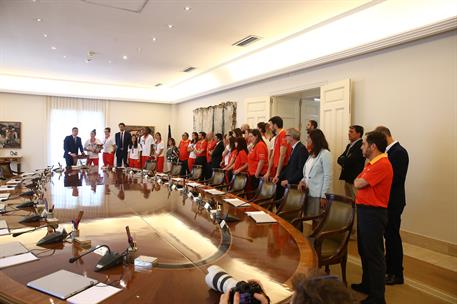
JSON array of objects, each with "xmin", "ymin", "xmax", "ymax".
[
  {"xmin": 0, "ymin": 1, "xmax": 368, "ymax": 88},
  {"xmin": 0, "ymin": 0, "xmax": 455, "ymax": 103}
]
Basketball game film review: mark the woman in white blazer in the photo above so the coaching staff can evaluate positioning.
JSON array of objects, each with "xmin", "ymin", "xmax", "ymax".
[{"xmin": 299, "ymin": 129, "xmax": 333, "ymax": 215}]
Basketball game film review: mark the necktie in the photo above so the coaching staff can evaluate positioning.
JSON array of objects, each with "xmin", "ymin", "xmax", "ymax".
[{"xmin": 121, "ymin": 132, "xmax": 124, "ymax": 148}]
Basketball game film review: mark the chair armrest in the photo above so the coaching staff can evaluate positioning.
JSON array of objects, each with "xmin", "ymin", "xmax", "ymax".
[
  {"xmin": 251, "ymin": 197, "xmax": 274, "ymax": 205},
  {"xmin": 257, "ymin": 200, "xmax": 275, "ymax": 208},
  {"xmin": 214, "ymin": 183, "xmax": 229, "ymax": 189},
  {"xmin": 277, "ymin": 208, "xmax": 303, "ymax": 218},
  {"xmin": 315, "ymin": 226, "xmax": 350, "ymax": 241},
  {"xmin": 314, "ymin": 227, "xmax": 351, "ymax": 261}
]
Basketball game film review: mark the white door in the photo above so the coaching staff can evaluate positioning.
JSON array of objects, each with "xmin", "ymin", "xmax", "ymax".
[
  {"xmin": 245, "ymin": 96, "xmax": 271, "ymax": 127},
  {"xmin": 271, "ymin": 96, "xmax": 300, "ymax": 129},
  {"xmin": 320, "ymin": 79, "xmax": 352, "ymax": 195}
]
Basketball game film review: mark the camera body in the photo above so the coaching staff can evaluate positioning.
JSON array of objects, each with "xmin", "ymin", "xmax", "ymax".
[{"xmin": 229, "ymin": 281, "xmax": 265, "ymax": 304}]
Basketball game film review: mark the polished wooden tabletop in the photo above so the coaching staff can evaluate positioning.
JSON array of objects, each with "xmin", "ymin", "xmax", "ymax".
[{"xmin": 0, "ymin": 168, "xmax": 317, "ymax": 304}]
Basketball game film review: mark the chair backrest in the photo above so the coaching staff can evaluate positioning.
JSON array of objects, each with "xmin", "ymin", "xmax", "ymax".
[
  {"xmin": 277, "ymin": 185, "xmax": 306, "ymax": 221},
  {"xmin": 170, "ymin": 163, "xmax": 182, "ymax": 176},
  {"xmin": 191, "ymin": 165, "xmax": 203, "ymax": 180},
  {"xmin": 143, "ymin": 159, "xmax": 157, "ymax": 171},
  {"xmin": 256, "ymin": 179, "xmax": 277, "ymax": 200},
  {"xmin": 0, "ymin": 162, "xmax": 13, "ymax": 178},
  {"xmin": 208, "ymin": 168, "xmax": 225, "ymax": 186},
  {"xmin": 319, "ymin": 194, "xmax": 355, "ymax": 243},
  {"xmin": 230, "ymin": 173, "xmax": 248, "ymax": 192}
]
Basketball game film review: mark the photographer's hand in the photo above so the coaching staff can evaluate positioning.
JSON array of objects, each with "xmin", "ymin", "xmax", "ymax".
[
  {"xmin": 219, "ymin": 291, "xmax": 240, "ymax": 304},
  {"xmin": 253, "ymin": 293, "xmax": 269, "ymax": 304}
]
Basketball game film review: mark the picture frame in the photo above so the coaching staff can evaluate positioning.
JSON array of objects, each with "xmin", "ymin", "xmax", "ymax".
[
  {"xmin": 125, "ymin": 125, "xmax": 155, "ymax": 137},
  {"xmin": 0, "ymin": 121, "xmax": 22, "ymax": 149}
]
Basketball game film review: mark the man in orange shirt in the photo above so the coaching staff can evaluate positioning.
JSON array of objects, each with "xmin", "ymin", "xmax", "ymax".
[
  {"xmin": 195, "ymin": 132, "xmax": 208, "ymax": 179},
  {"xmin": 264, "ymin": 116, "xmax": 292, "ymax": 183},
  {"xmin": 178, "ymin": 132, "xmax": 190, "ymax": 175},
  {"xmin": 352, "ymin": 131, "xmax": 393, "ymax": 304}
]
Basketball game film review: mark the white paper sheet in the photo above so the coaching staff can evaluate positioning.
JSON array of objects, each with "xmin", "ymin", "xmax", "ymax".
[
  {"xmin": 0, "ymin": 186, "xmax": 16, "ymax": 192},
  {"xmin": 0, "ymin": 229, "xmax": 10, "ymax": 236},
  {"xmin": 245, "ymin": 211, "xmax": 277, "ymax": 224},
  {"xmin": 0, "ymin": 220, "xmax": 7, "ymax": 229},
  {"xmin": 224, "ymin": 198, "xmax": 250, "ymax": 207},
  {"xmin": 0, "ymin": 252, "xmax": 39, "ymax": 269},
  {"xmin": 0, "ymin": 193, "xmax": 10, "ymax": 199},
  {"xmin": 6, "ymin": 180, "xmax": 21, "ymax": 185},
  {"xmin": 67, "ymin": 283, "xmax": 122, "ymax": 304},
  {"xmin": 204, "ymin": 189, "xmax": 225, "ymax": 195},
  {"xmin": 186, "ymin": 182, "xmax": 203, "ymax": 187}
]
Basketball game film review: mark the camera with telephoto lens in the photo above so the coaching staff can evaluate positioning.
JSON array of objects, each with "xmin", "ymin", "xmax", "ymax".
[
  {"xmin": 229, "ymin": 280, "xmax": 268, "ymax": 304},
  {"xmin": 205, "ymin": 266, "xmax": 269, "ymax": 304}
]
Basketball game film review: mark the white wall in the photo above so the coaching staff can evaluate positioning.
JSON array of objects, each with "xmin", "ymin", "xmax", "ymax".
[
  {"xmin": 0, "ymin": 93, "xmax": 171, "ymax": 171},
  {"xmin": 1, "ymin": 31, "xmax": 455, "ymax": 245},
  {"xmin": 0, "ymin": 93, "xmax": 47, "ymax": 171},
  {"xmin": 174, "ymin": 31, "xmax": 457, "ymax": 244}
]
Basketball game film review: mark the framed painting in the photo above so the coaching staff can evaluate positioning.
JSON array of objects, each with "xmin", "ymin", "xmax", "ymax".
[
  {"xmin": 0, "ymin": 121, "xmax": 21, "ymax": 149},
  {"xmin": 125, "ymin": 125, "xmax": 155, "ymax": 137}
]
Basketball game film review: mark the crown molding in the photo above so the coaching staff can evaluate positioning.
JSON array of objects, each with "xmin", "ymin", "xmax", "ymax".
[{"xmin": 174, "ymin": 17, "xmax": 457, "ymax": 104}]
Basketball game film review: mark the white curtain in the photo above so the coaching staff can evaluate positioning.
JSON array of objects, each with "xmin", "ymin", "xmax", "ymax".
[{"xmin": 46, "ymin": 96, "xmax": 107, "ymax": 166}]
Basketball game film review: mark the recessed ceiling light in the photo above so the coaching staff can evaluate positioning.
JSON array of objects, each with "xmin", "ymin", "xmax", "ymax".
[
  {"xmin": 184, "ymin": 6, "xmax": 191, "ymax": 11},
  {"xmin": 108, "ymin": 60, "xmax": 112, "ymax": 64},
  {"xmin": 51, "ymin": 46, "xmax": 57, "ymax": 50},
  {"xmin": 152, "ymin": 37, "xmax": 157, "ymax": 42},
  {"xmin": 43, "ymin": 33, "xmax": 48, "ymax": 38},
  {"xmin": 122, "ymin": 55, "xmax": 128, "ymax": 60},
  {"xmin": 168, "ymin": 24, "xmax": 173, "ymax": 29},
  {"xmin": 35, "ymin": 18, "xmax": 42, "ymax": 22},
  {"xmin": 32, "ymin": 0, "xmax": 37, "ymax": 2},
  {"xmin": 63, "ymin": 55, "xmax": 67, "ymax": 58}
]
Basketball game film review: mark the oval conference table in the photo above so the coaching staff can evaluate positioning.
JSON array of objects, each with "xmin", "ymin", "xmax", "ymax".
[{"xmin": 0, "ymin": 168, "xmax": 316, "ymax": 304}]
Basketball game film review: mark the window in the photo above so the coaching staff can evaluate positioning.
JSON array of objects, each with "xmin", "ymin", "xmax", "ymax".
[{"xmin": 47, "ymin": 97, "xmax": 107, "ymax": 167}]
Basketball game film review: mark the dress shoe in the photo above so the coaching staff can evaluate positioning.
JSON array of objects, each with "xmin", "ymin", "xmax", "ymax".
[
  {"xmin": 351, "ymin": 283, "xmax": 369, "ymax": 294},
  {"xmin": 385, "ymin": 274, "xmax": 404, "ymax": 285}
]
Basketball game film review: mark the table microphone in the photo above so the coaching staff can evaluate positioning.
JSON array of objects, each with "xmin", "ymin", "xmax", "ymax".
[
  {"xmin": 69, "ymin": 244, "xmax": 126, "ymax": 272},
  {"xmin": 12, "ymin": 224, "xmax": 50, "ymax": 237},
  {"xmin": 15, "ymin": 200, "xmax": 36, "ymax": 209},
  {"xmin": 37, "ymin": 229, "xmax": 68, "ymax": 246}
]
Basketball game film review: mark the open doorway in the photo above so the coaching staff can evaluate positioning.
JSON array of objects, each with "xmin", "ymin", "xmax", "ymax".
[{"xmin": 271, "ymin": 87, "xmax": 320, "ymax": 142}]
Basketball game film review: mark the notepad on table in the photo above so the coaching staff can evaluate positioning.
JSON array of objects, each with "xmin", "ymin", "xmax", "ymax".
[
  {"xmin": 0, "ymin": 241, "xmax": 29, "ymax": 258},
  {"xmin": 0, "ymin": 252, "xmax": 38, "ymax": 269},
  {"xmin": 0, "ymin": 220, "xmax": 8, "ymax": 235},
  {"xmin": 27, "ymin": 270, "xmax": 97, "ymax": 300},
  {"xmin": 224, "ymin": 198, "xmax": 250, "ymax": 207},
  {"xmin": 186, "ymin": 182, "xmax": 203, "ymax": 187},
  {"xmin": 67, "ymin": 283, "xmax": 122, "ymax": 304},
  {"xmin": 0, "ymin": 185, "xmax": 16, "ymax": 192},
  {"xmin": 204, "ymin": 189, "xmax": 225, "ymax": 195},
  {"xmin": 245, "ymin": 211, "xmax": 277, "ymax": 224},
  {"xmin": 0, "ymin": 193, "xmax": 10, "ymax": 200},
  {"xmin": 6, "ymin": 180, "xmax": 21, "ymax": 185},
  {"xmin": 172, "ymin": 177, "xmax": 183, "ymax": 182}
]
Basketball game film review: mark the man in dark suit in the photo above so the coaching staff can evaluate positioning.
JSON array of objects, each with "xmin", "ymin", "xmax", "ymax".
[
  {"xmin": 115, "ymin": 123, "xmax": 132, "ymax": 167},
  {"xmin": 63, "ymin": 127, "xmax": 85, "ymax": 169},
  {"xmin": 375, "ymin": 126, "xmax": 409, "ymax": 285},
  {"xmin": 275, "ymin": 128, "xmax": 308, "ymax": 199},
  {"xmin": 210, "ymin": 133, "xmax": 225, "ymax": 170},
  {"xmin": 337, "ymin": 125, "xmax": 366, "ymax": 199}
]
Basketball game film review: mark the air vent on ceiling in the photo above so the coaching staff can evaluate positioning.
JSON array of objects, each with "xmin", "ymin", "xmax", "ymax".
[
  {"xmin": 155, "ymin": 83, "xmax": 162, "ymax": 87},
  {"xmin": 182, "ymin": 66, "xmax": 196, "ymax": 73},
  {"xmin": 232, "ymin": 35, "xmax": 261, "ymax": 47}
]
